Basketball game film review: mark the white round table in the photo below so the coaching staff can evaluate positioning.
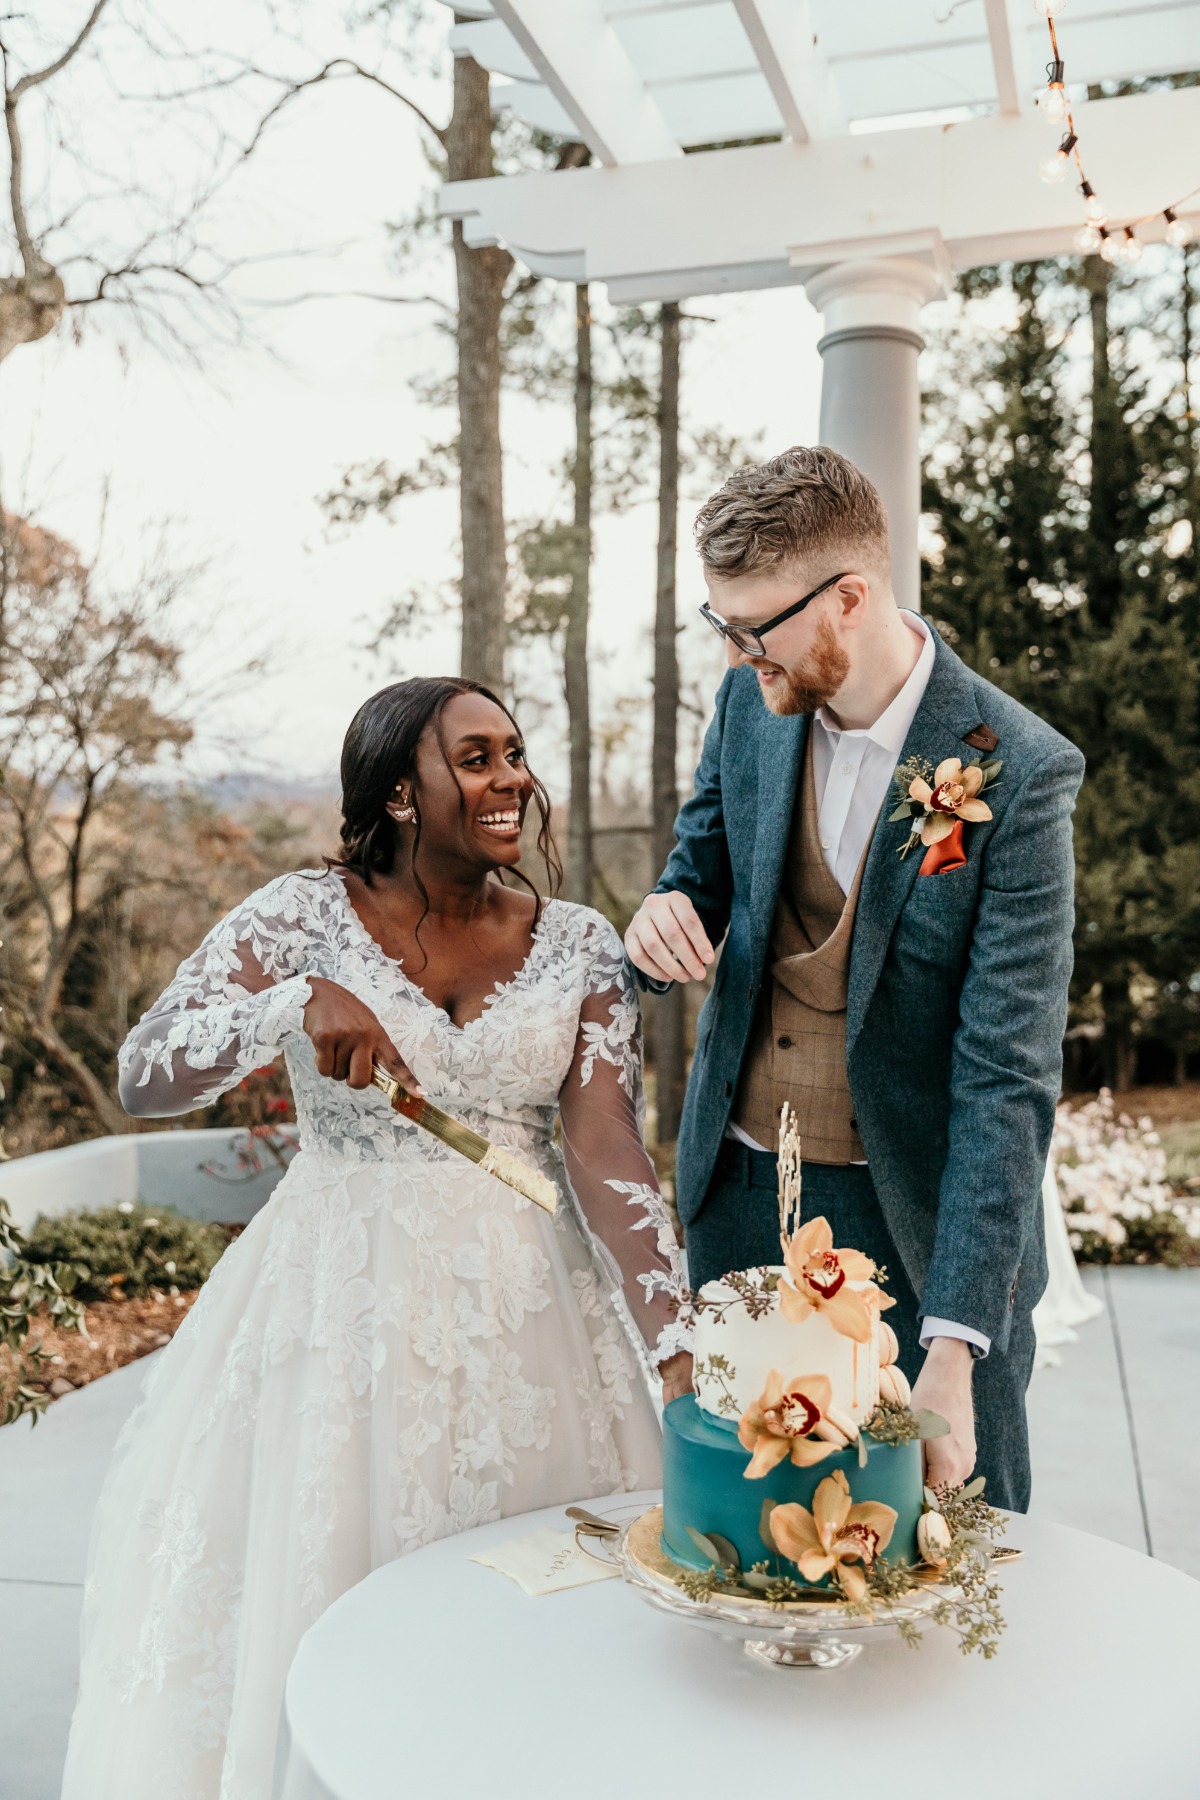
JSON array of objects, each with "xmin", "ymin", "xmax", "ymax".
[{"xmin": 275, "ymin": 1490, "xmax": 1200, "ymax": 1800}]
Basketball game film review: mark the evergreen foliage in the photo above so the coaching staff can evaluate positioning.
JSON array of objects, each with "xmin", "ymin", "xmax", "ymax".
[{"xmin": 923, "ymin": 248, "xmax": 1200, "ymax": 1087}]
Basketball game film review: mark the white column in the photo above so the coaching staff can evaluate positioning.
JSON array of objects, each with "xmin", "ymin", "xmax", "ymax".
[{"xmin": 803, "ymin": 258, "xmax": 947, "ymax": 612}]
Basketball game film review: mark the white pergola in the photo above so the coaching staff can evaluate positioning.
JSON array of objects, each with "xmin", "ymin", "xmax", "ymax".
[{"xmin": 436, "ymin": 1, "xmax": 1200, "ymax": 605}]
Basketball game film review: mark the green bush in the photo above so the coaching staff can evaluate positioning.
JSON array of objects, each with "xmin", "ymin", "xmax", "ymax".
[
  {"xmin": 23, "ymin": 1202, "xmax": 231, "ymax": 1301},
  {"xmin": 1068, "ymin": 1210, "xmax": 1197, "ymax": 1269}
]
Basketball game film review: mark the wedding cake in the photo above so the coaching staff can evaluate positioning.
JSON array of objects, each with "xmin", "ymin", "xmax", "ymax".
[{"xmin": 660, "ymin": 1109, "xmax": 926, "ymax": 1593}]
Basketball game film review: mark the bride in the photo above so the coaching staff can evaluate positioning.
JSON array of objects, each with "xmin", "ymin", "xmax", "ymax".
[{"xmin": 62, "ymin": 676, "xmax": 693, "ymax": 1800}]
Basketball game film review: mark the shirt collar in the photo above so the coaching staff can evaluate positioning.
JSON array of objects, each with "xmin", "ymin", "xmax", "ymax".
[{"xmin": 815, "ymin": 611, "xmax": 935, "ymax": 755}]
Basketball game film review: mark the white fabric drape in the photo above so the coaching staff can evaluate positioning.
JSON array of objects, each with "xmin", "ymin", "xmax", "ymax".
[{"xmin": 1033, "ymin": 1157, "xmax": 1104, "ymax": 1368}]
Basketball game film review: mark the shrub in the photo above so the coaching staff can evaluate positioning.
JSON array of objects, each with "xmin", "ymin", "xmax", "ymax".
[
  {"xmin": 23, "ymin": 1202, "xmax": 231, "ymax": 1301},
  {"xmin": 0, "ymin": 1197, "xmax": 86, "ymax": 1425},
  {"xmin": 1053, "ymin": 1090, "xmax": 1200, "ymax": 1267}
]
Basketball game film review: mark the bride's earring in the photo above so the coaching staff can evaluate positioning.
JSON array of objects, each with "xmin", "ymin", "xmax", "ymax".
[{"xmin": 388, "ymin": 790, "xmax": 417, "ymax": 825}]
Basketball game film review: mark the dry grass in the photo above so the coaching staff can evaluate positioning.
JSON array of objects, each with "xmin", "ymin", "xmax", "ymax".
[
  {"xmin": 0, "ymin": 1289, "xmax": 200, "ymax": 1417},
  {"xmin": 1069, "ymin": 1081, "xmax": 1200, "ymax": 1128}
]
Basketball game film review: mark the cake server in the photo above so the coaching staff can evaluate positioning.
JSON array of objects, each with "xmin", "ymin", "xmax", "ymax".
[{"xmin": 370, "ymin": 1058, "xmax": 558, "ymax": 1214}]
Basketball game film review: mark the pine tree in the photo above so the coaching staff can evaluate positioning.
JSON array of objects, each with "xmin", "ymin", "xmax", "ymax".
[{"xmin": 924, "ymin": 251, "xmax": 1200, "ymax": 1088}]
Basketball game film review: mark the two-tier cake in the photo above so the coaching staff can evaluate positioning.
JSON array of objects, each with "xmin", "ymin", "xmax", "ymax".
[{"xmin": 660, "ymin": 1108, "xmax": 926, "ymax": 1593}]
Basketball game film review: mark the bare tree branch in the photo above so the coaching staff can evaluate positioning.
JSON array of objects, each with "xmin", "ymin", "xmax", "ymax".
[
  {"xmin": 9, "ymin": 0, "xmax": 109, "ymax": 99},
  {"xmin": 239, "ymin": 58, "xmax": 447, "ymax": 162}
]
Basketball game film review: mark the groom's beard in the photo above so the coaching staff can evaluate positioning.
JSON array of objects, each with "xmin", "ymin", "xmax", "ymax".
[{"xmin": 756, "ymin": 617, "xmax": 851, "ymax": 716}]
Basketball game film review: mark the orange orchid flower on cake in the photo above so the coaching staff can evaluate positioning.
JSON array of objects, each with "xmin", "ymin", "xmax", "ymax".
[
  {"xmin": 736, "ymin": 1369, "xmax": 858, "ymax": 1478},
  {"xmin": 779, "ymin": 1216, "xmax": 883, "ymax": 1343},
  {"xmin": 769, "ymin": 1469, "xmax": 898, "ymax": 1603}
]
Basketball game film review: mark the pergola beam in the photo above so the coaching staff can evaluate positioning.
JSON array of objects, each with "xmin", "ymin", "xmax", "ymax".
[
  {"xmin": 983, "ymin": 0, "xmax": 1029, "ymax": 115},
  {"xmin": 490, "ymin": 0, "xmax": 682, "ymax": 167},
  {"xmin": 442, "ymin": 83, "xmax": 1200, "ymax": 301},
  {"xmin": 731, "ymin": 0, "xmax": 844, "ymax": 143}
]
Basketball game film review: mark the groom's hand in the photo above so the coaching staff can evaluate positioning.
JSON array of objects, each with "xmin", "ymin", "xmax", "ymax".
[
  {"xmin": 909, "ymin": 1337, "xmax": 977, "ymax": 1491},
  {"xmin": 625, "ymin": 892, "xmax": 714, "ymax": 984}
]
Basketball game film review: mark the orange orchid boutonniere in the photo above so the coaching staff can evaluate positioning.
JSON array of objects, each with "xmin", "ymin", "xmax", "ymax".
[
  {"xmin": 736, "ymin": 1369, "xmax": 860, "ymax": 1478},
  {"xmin": 890, "ymin": 754, "xmax": 1001, "ymax": 875},
  {"xmin": 767, "ymin": 1469, "xmax": 898, "ymax": 1602},
  {"xmin": 779, "ymin": 1215, "xmax": 892, "ymax": 1344}
]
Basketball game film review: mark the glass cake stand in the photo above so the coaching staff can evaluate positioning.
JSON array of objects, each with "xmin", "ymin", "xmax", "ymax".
[{"xmin": 578, "ymin": 1504, "xmax": 954, "ymax": 1671}]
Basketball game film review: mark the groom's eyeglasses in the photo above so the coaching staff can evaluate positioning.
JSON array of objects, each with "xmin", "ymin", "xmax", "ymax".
[{"xmin": 698, "ymin": 571, "xmax": 848, "ymax": 658}]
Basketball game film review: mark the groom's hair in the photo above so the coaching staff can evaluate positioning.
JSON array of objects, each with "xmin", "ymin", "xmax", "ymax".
[{"xmin": 695, "ymin": 445, "xmax": 890, "ymax": 584}]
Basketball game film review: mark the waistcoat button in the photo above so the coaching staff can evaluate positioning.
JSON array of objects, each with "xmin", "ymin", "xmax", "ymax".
[{"xmin": 777, "ymin": 1034, "xmax": 793, "ymax": 1049}]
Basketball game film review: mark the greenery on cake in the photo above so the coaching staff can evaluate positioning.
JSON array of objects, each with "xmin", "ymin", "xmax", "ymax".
[
  {"xmin": 676, "ymin": 1265, "xmax": 780, "ymax": 1327},
  {"xmin": 692, "ymin": 1351, "xmax": 740, "ymax": 1417},
  {"xmin": 669, "ymin": 1455, "xmax": 1008, "ymax": 1657}
]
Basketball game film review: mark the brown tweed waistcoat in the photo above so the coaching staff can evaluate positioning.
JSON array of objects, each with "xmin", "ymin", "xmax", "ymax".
[{"xmin": 732, "ymin": 729, "xmax": 870, "ymax": 1163}]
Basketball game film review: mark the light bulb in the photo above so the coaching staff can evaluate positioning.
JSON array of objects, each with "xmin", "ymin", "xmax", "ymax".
[
  {"xmin": 1040, "ymin": 151, "xmax": 1069, "ymax": 184},
  {"xmin": 1165, "ymin": 212, "xmax": 1193, "ymax": 248},
  {"xmin": 1040, "ymin": 83, "xmax": 1068, "ymax": 123},
  {"xmin": 1076, "ymin": 224, "xmax": 1101, "ymax": 252},
  {"xmin": 1032, "ymin": 0, "xmax": 1067, "ymax": 15},
  {"xmin": 1122, "ymin": 230, "xmax": 1142, "ymax": 263},
  {"xmin": 1100, "ymin": 234, "xmax": 1120, "ymax": 264},
  {"xmin": 1085, "ymin": 193, "xmax": 1106, "ymax": 225}
]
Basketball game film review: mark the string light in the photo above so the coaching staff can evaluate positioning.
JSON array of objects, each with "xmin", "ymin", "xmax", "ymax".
[
  {"xmin": 1038, "ymin": 57, "xmax": 1069, "ymax": 124},
  {"xmin": 1035, "ymin": 10, "xmax": 1196, "ymax": 258},
  {"xmin": 1079, "ymin": 180, "xmax": 1106, "ymax": 226},
  {"xmin": 1040, "ymin": 131, "xmax": 1078, "ymax": 184},
  {"xmin": 1164, "ymin": 208, "xmax": 1193, "ymax": 248}
]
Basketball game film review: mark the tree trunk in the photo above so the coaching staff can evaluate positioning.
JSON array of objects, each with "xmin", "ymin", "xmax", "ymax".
[
  {"xmin": 447, "ymin": 48, "xmax": 512, "ymax": 694},
  {"xmin": 651, "ymin": 302, "xmax": 686, "ymax": 1146},
  {"xmin": 0, "ymin": 270, "xmax": 66, "ymax": 365},
  {"xmin": 27, "ymin": 1015, "xmax": 130, "ymax": 1136},
  {"xmin": 1182, "ymin": 243, "xmax": 1200, "ymax": 632},
  {"xmin": 1083, "ymin": 259, "xmax": 1122, "ymax": 633},
  {"xmin": 1111, "ymin": 1034, "xmax": 1136, "ymax": 1095},
  {"xmin": 564, "ymin": 282, "xmax": 594, "ymax": 903}
]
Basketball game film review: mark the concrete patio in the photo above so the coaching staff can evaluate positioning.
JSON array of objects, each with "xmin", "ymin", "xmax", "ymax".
[{"xmin": 1, "ymin": 1265, "xmax": 1196, "ymax": 1800}]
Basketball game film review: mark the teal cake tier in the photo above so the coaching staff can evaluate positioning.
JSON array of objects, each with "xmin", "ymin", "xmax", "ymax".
[{"xmin": 661, "ymin": 1394, "xmax": 924, "ymax": 1579}]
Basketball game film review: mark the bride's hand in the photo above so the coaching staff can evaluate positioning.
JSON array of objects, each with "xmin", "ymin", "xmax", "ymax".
[
  {"xmin": 659, "ymin": 1351, "xmax": 694, "ymax": 1405},
  {"xmin": 303, "ymin": 976, "xmax": 421, "ymax": 1095}
]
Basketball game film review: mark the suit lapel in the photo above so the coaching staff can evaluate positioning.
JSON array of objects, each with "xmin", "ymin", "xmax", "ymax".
[
  {"xmin": 750, "ymin": 706, "xmax": 808, "ymax": 962},
  {"xmin": 846, "ymin": 634, "xmax": 985, "ymax": 1053}
]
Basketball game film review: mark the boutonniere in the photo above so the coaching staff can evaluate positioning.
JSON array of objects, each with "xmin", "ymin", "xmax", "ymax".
[{"xmin": 889, "ymin": 755, "xmax": 1002, "ymax": 874}]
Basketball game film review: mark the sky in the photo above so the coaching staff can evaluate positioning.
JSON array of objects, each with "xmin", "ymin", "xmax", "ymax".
[{"xmin": 0, "ymin": 1, "xmax": 900, "ymax": 800}]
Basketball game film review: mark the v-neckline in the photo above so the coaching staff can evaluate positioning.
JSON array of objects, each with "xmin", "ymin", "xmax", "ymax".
[{"xmin": 330, "ymin": 873, "xmax": 557, "ymax": 1034}]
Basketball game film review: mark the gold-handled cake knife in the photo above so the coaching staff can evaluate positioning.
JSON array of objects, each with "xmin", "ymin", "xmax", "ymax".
[{"xmin": 370, "ymin": 1059, "xmax": 558, "ymax": 1214}]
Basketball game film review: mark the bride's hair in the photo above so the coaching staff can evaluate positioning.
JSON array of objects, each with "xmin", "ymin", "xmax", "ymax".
[{"xmin": 328, "ymin": 677, "xmax": 561, "ymax": 941}]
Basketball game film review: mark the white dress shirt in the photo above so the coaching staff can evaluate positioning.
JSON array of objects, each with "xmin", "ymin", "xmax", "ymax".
[{"xmin": 726, "ymin": 612, "xmax": 990, "ymax": 1356}]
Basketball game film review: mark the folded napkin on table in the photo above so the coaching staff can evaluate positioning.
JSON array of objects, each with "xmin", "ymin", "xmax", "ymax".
[{"xmin": 468, "ymin": 1527, "xmax": 619, "ymax": 1597}]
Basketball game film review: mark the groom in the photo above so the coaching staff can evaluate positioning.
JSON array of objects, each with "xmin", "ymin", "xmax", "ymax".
[{"xmin": 626, "ymin": 446, "xmax": 1084, "ymax": 1511}]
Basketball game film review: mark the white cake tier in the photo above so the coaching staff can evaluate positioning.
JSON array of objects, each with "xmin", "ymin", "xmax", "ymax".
[{"xmin": 692, "ymin": 1267, "xmax": 882, "ymax": 1427}]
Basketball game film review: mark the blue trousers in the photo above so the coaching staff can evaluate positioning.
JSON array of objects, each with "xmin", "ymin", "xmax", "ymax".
[{"xmin": 685, "ymin": 1144, "xmax": 1035, "ymax": 1512}]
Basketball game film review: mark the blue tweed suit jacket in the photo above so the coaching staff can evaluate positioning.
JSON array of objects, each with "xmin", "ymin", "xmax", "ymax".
[{"xmin": 644, "ymin": 630, "xmax": 1085, "ymax": 1354}]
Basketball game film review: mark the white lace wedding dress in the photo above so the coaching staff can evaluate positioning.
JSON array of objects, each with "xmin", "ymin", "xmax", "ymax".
[{"xmin": 62, "ymin": 871, "xmax": 688, "ymax": 1800}]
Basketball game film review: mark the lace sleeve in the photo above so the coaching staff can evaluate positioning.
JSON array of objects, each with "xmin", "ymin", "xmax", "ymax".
[
  {"xmin": 117, "ymin": 873, "xmax": 317, "ymax": 1119},
  {"xmin": 557, "ymin": 910, "xmax": 692, "ymax": 1375}
]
